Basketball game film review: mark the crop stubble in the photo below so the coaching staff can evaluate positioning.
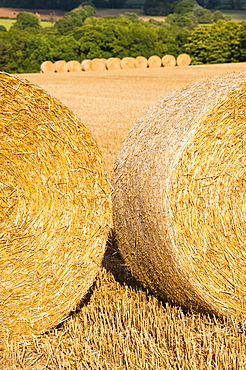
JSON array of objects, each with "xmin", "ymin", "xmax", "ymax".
[{"xmin": 4, "ymin": 62, "xmax": 246, "ymax": 369}]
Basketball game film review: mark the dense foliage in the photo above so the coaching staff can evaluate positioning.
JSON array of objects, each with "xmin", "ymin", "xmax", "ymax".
[{"xmin": 0, "ymin": 4, "xmax": 246, "ymax": 73}]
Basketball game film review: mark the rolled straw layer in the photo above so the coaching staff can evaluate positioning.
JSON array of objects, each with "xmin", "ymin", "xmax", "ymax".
[
  {"xmin": 113, "ymin": 72, "xmax": 246, "ymax": 318},
  {"xmin": 67, "ymin": 60, "xmax": 82, "ymax": 72},
  {"xmin": 81, "ymin": 59, "xmax": 92, "ymax": 71},
  {"xmin": 106, "ymin": 57, "xmax": 121, "ymax": 70},
  {"xmin": 40, "ymin": 61, "xmax": 55, "ymax": 73},
  {"xmin": 148, "ymin": 55, "xmax": 162, "ymax": 68},
  {"xmin": 134, "ymin": 56, "xmax": 148, "ymax": 69},
  {"xmin": 162, "ymin": 54, "xmax": 176, "ymax": 67},
  {"xmin": 91, "ymin": 58, "xmax": 106, "ymax": 71},
  {"xmin": 0, "ymin": 72, "xmax": 111, "ymax": 340},
  {"xmin": 177, "ymin": 53, "xmax": 191, "ymax": 66},
  {"xmin": 120, "ymin": 57, "xmax": 135, "ymax": 69},
  {"xmin": 54, "ymin": 60, "xmax": 68, "ymax": 72}
]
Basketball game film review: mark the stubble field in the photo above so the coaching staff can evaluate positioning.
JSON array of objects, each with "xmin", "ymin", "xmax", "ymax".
[{"xmin": 2, "ymin": 63, "xmax": 246, "ymax": 369}]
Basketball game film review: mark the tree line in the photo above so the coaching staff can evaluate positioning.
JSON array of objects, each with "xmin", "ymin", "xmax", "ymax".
[{"xmin": 0, "ymin": 3, "xmax": 246, "ymax": 73}]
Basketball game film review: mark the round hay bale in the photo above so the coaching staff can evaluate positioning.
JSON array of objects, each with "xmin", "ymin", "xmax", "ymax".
[
  {"xmin": 106, "ymin": 57, "xmax": 121, "ymax": 70},
  {"xmin": 40, "ymin": 61, "xmax": 55, "ymax": 73},
  {"xmin": 113, "ymin": 72, "xmax": 246, "ymax": 318},
  {"xmin": 90, "ymin": 58, "xmax": 106, "ymax": 71},
  {"xmin": 67, "ymin": 60, "xmax": 82, "ymax": 72},
  {"xmin": 134, "ymin": 56, "xmax": 148, "ymax": 69},
  {"xmin": 177, "ymin": 53, "xmax": 191, "ymax": 66},
  {"xmin": 147, "ymin": 55, "xmax": 162, "ymax": 68},
  {"xmin": 81, "ymin": 59, "xmax": 92, "ymax": 71},
  {"xmin": 120, "ymin": 57, "xmax": 135, "ymax": 69},
  {"xmin": 54, "ymin": 60, "xmax": 68, "ymax": 73},
  {"xmin": 0, "ymin": 72, "xmax": 111, "ymax": 340},
  {"xmin": 161, "ymin": 54, "xmax": 176, "ymax": 67}
]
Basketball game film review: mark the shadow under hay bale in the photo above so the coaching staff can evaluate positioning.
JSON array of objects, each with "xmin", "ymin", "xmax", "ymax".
[
  {"xmin": 162, "ymin": 55, "xmax": 176, "ymax": 67},
  {"xmin": 134, "ymin": 56, "xmax": 148, "ymax": 69},
  {"xmin": 67, "ymin": 60, "xmax": 82, "ymax": 72},
  {"xmin": 120, "ymin": 57, "xmax": 135, "ymax": 69},
  {"xmin": 106, "ymin": 57, "xmax": 121, "ymax": 70},
  {"xmin": 54, "ymin": 60, "xmax": 68, "ymax": 73},
  {"xmin": 0, "ymin": 72, "xmax": 111, "ymax": 340},
  {"xmin": 81, "ymin": 59, "xmax": 92, "ymax": 71},
  {"xmin": 113, "ymin": 71, "xmax": 246, "ymax": 319},
  {"xmin": 102, "ymin": 231, "xmax": 141, "ymax": 288},
  {"xmin": 148, "ymin": 55, "xmax": 162, "ymax": 68},
  {"xmin": 177, "ymin": 53, "xmax": 191, "ymax": 66},
  {"xmin": 40, "ymin": 61, "xmax": 55, "ymax": 73}
]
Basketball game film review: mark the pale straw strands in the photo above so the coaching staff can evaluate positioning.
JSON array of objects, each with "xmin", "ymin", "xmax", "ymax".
[
  {"xmin": 113, "ymin": 72, "xmax": 246, "ymax": 319},
  {"xmin": 0, "ymin": 72, "xmax": 111, "ymax": 340}
]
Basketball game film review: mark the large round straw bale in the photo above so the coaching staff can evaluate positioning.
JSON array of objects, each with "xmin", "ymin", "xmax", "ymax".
[
  {"xmin": 81, "ymin": 59, "xmax": 92, "ymax": 71},
  {"xmin": 134, "ymin": 56, "xmax": 148, "ymax": 69},
  {"xmin": 113, "ymin": 72, "xmax": 246, "ymax": 318},
  {"xmin": 91, "ymin": 58, "xmax": 106, "ymax": 71},
  {"xmin": 67, "ymin": 60, "xmax": 82, "ymax": 72},
  {"xmin": 162, "ymin": 54, "xmax": 176, "ymax": 67},
  {"xmin": 120, "ymin": 57, "xmax": 135, "ymax": 69},
  {"xmin": 54, "ymin": 60, "xmax": 68, "ymax": 73},
  {"xmin": 148, "ymin": 55, "xmax": 162, "ymax": 68},
  {"xmin": 0, "ymin": 72, "xmax": 111, "ymax": 340},
  {"xmin": 106, "ymin": 57, "xmax": 121, "ymax": 70},
  {"xmin": 40, "ymin": 61, "xmax": 55, "ymax": 73},
  {"xmin": 177, "ymin": 53, "xmax": 191, "ymax": 66}
]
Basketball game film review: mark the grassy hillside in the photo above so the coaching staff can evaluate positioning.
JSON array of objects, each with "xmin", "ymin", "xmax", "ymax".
[{"xmin": 0, "ymin": 17, "xmax": 52, "ymax": 29}]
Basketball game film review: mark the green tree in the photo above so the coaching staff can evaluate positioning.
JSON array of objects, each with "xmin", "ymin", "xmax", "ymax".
[
  {"xmin": 185, "ymin": 20, "xmax": 241, "ymax": 64},
  {"xmin": 166, "ymin": 12, "xmax": 198, "ymax": 28},
  {"xmin": 54, "ymin": 4, "xmax": 96, "ymax": 34},
  {"xmin": 11, "ymin": 12, "xmax": 41, "ymax": 30}
]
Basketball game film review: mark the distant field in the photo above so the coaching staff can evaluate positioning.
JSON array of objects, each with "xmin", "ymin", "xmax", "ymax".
[
  {"xmin": 1, "ymin": 7, "xmax": 246, "ymax": 29},
  {"xmin": 221, "ymin": 9, "xmax": 246, "ymax": 21},
  {"xmin": 0, "ymin": 17, "xmax": 52, "ymax": 30}
]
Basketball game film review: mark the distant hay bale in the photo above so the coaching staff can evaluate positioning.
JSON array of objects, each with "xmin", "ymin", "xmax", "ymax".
[
  {"xmin": 91, "ymin": 58, "xmax": 107, "ymax": 71},
  {"xmin": 134, "ymin": 56, "xmax": 148, "ymax": 69},
  {"xmin": 148, "ymin": 55, "xmax": 162, "ymax": 68},
  {"xmin": 106, "ymin": 57, "xmax": 121, "ymax": 70},
  {"xmin": 40, "ymin": 61, "xmax": 55, "ymax": 73},
  {"xmin": 120, "ymin": 57, "xmax": 135, "ymax": 69},
  {"xmin": 81, "ymin": 59, "xmax": 92, "ymax": 71},
  {"xmin": 67, "ymin": 60, "xmax": 82, "ymax": 72},
  {"xmin": 54, "ymin": 60, "xmax": 68, "ymax": 73},
  {"xmin": 177, "ymin": 53, "xmax": 191, "ymax": 66},
  {"xmin": 113, "ymin": 72, "xmax": 246, "ymax": 319},
  {"xmin": 162, "ymin": 55, "xmax": 176, "ymax": 67},
  {"xmin": 0, "ymin": 72, "xmax": 111, "ymax": 340}
]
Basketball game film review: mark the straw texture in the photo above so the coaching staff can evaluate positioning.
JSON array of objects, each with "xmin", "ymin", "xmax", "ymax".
[
  {"xmin": 91, "ymin": 58, "xmax": 106, "ymax": 71},
  {"xmin": 0, "ymin": 72, "xmax": 111, "ymax": 340},
  {"xmin": 113, "ymin": 72, "xmax": 246, "ymax": 318},
  {"xmin": 177, "ymin": 53, "xmax": 191, "ymax": 66},
  {"xmin": 134, "ymin": 56, "xmax": 148, "ymax": 69},
  {"xmin": 148, "ymin": 55, "xmax": 162, "ymax": 68},
  {"xmin": 54, "ymin": 60, "xmax": 68, "ymax": 73},
  {"xmin": 40, "ymin": 61, "xmax": 55, "ymax": 73},
  {"xmin": 67, "ymin": 60, "xmax": 82, "ymax": 72},
  {"xmin": 120, "ymin": 57, "xmax": 135, "ymax": 69},
  {"xmin": 162, "ymin": 55, "xmax": 176, "ymax": 67},
  {"xmin": 81, "ymin": 59, "xmax": 92, "ymax": 71},
  {"xmin": 106, "ymin": 57, "xmax": 121, "ymax": 70}
]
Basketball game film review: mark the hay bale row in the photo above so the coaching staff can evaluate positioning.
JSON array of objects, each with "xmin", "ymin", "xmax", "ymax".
[
  {"xmin": 0, "ymin": 72, "xmax": 112, "ymax": 340},
  {"xmin": 40, "ymin": 54, "xmax": 191, "ymax": 73},
  {"xmin": 113, "ymin": 71, "xmax": 246, "ymax": 319}
]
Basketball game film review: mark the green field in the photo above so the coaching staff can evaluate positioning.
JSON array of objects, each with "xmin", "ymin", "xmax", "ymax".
[{"xmin": 0, "ymin": 18, "xmax": 52, "ymax": 30}]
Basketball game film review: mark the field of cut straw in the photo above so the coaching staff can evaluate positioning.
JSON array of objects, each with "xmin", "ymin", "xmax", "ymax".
[{"xmin": 2, "ymin": 63, "xmax": 246, "ymax": 369}]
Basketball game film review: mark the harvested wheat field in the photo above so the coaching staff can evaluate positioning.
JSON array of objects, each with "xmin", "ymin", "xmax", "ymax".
[{"xmin": 1, "ymin": 63, "xmax": 246, "ymax": 369}]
